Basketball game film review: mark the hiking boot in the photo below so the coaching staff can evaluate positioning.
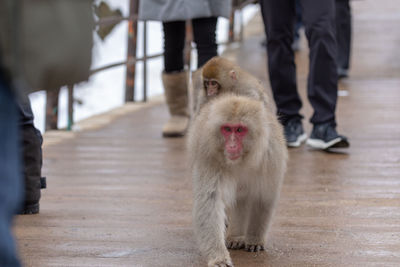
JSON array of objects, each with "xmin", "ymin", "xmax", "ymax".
[
  {"xmin": 20, "ymin": 203, "xmax": 40, "ymax": 215},
  {"xmin": 283, "ymin": 117, "xmax": 307, "ymax": 147},
  {"xmin": 306, "ymin": 122, "xmax": 349, "ymax": 150},
  {"xmin": 18, "ymin": 124, "xmax": 45, "ymax": 215},
  {"xmin": 19, "ymin": 177, "xmax": 46, "ymax": 215}
]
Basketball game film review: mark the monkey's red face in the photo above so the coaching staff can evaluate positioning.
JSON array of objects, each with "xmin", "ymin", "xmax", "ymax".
[
  {"xmin": 204, "ymin": 79, "xmax": 220, "ymax": 97},
  {"xmin": 220, "ymin": 124, "xmax": 248, "ymax": 161}
]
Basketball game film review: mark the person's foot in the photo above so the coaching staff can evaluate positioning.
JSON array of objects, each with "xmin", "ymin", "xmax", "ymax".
[
  {"xmin": 19, "ymin": 203, "xmax": 39, "ymax": 215},
  {"xmin": 18, "ymin": 177, "xmax": 46, "ymax": 215},
  {"xmin": 337, "ymin": 67, "xmax": 349, "ymax": 79},
  {"xmin": 306, "ymin": 122, "xmax": 349, "ymax": 150},
  {"xmin": 283, "ymin": 117, "xmax": 307, "ymax": 147}
]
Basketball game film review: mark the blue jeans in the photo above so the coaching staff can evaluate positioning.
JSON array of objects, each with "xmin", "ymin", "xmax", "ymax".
[{"xmin": 0, "ymin": 75, "xmax": 22, "ymax": 267}]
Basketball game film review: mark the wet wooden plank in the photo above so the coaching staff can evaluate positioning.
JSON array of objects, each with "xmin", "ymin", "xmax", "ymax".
[{"xmin": 14, "ymin": 0, "xmax": 400, "ymax": 266}]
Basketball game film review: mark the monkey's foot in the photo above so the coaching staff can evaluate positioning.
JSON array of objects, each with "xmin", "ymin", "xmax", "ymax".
[
  {"xmin": 245, "ymin": 243, "xmax": 265, "ymax": 252},
  {"xmin": 226, "ymin": 236, "xmax": 245, "ymax": 250},
  {"xmin": 244, "ymin": 236, "xmax": 265, "ymax": 252},
  {"xmin": 208, "ymin": 258, "xmax": 234, "ymax": 267}
]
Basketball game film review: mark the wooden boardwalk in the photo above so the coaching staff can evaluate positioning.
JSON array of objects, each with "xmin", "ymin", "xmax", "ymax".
[{"xmin": 15, "ymin": 1, "xmax": 400, "ymax": 266}]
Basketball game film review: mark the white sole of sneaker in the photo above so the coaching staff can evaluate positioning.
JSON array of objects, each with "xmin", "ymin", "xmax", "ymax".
[
  {"xmin": 287, "ymin": 133, "xmax": 308, "ymax": 147},
  {"xmin": 306, "ymin": 137, "xmax": 342, "ymax": 150}
]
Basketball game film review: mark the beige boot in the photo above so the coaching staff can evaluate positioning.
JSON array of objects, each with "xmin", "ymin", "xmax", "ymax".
[{"xmin": 162, "ymin": 71, "xmax": 190, "ymax": 137}]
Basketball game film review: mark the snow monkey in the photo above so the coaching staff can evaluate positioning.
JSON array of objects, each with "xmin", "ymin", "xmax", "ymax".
[
  {"xmin": 187, "ymin": 94, "xmax": 288, "ymax": 267},
  {"xmin": 192, "ymin": 56, "xmax": 275, "ymax": 116}
]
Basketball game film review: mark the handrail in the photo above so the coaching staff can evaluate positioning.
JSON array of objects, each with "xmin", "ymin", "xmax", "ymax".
[
  {"xmin": 46, "ymin": 0, "xmax": 258, "ymax": 131},
  {"xmin": 90, "ymin": 53, "xmax": 164, "ymax": 75}
]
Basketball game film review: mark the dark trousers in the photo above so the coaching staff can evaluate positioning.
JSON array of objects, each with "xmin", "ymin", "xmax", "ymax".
[
  {"xmin": 293, "ymin": 0, "xmax": 302, "ymax": 41},
  {"xmin": 336, "ymin": 0, "xmax": 351, "ymax": 70},
  {"xmin": 162, "ymin": 17, "xmax": 218, "ymax": 72},
  {"xmin": 18, "ymin": 95, "xmax": 43, "ymax": 208},
  {"xmin": 260, "ymin": 0, "xmax": 338, "ymax": 125}
]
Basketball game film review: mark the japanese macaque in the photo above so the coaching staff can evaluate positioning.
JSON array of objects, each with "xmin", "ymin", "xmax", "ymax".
[
  {"xmin": 187, "ymin": 94, "xmax": 288, "ymax": 267},
  {"xmin": 191, "ymin": 56, "xmax": 275, "ymax": 116}
]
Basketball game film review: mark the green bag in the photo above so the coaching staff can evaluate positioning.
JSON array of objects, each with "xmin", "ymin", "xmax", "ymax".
[{"xmin": 0, "ymin": 0, "xmax": 94, "ymax": 93}]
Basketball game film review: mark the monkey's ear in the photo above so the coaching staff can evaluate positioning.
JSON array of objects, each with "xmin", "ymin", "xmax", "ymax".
[{"xmin": 229, "ymin": 70, "xmax": 237, "ymax": 81}]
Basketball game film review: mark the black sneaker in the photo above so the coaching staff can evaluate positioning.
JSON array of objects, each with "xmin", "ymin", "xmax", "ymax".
[
  {"xmin": 306, "ymin": 122, "xmax": 349, "ymax": 150},
  {"xmin": 283, "ymin": 117, "xmax": 307, "ymax": 147}
]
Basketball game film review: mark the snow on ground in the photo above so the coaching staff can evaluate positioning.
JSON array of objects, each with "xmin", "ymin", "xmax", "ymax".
[{"xmin": 29, "ymin": 1, "xmax": 259, "ymax": 133}]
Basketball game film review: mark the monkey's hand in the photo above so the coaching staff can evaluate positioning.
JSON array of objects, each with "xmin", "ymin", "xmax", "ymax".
[
  {"xmin": 208, "ymin": 257, "xmax": 234, "ymax": 267},
  {"xmin": 226, "ymin": 236, "xmax": 245, "ymax": 250}
]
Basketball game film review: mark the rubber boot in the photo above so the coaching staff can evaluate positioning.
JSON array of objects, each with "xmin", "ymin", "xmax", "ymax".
[{"xmin": 162, "ymin": 71, "xmax": 190, "ymax": 137}]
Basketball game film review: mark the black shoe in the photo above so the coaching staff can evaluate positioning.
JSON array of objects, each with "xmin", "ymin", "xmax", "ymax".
[
  {"xmin": 18, "ymin": 177, "xmax": 46, "ymax": 215},
  {"xmin": 306, "ymin": 122, "xmax": 349, "ymax": 150},
  {"xmin": 283, "ymin": 117, "xmax": 307, "ymax": 147},
  {"xmin": 19, "ymin": 203, "xmax": 40, "ymax": 215}
]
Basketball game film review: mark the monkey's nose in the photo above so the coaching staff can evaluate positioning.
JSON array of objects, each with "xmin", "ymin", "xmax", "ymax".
[{"xmin": 228, "ymin": 143, "xmax": 237, "ymax": 150}]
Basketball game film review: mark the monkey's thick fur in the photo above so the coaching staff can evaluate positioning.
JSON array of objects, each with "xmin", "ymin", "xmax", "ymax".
[
  {"xmin": 187, "ymin": 94, "xmax": 288, "ymax": 267},
  {"xmin": 192, "ymin": 56, "xmax": 276, "ymax": 117}
]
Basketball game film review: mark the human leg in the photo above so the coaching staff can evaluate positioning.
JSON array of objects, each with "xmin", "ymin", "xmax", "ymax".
[
  {"xmin": 260, "ymin": 0, "xmax": 302, "ymax": 122},
  {"xmin": 163, "ymin": 21, "xmax": 186, "ymax": 73},
  {"xmin": 18, "ymin": 95, "xmax": 46, "ymax": 214},
  {"xmin": 161, "ymin": 21, "xmax": 189, "ymax": 137},
  {"xmin": 301, "ymin": 0, "xmax": 349, "ymax": 149},
  {"xmin": 260, "ymin": 0, "xmax": 307, "ymax": 147},
  {"xmin": 192, "ymin": 17, "xmax": 218, "ymax": 68},
  {"xmin": 0, "ymin": 75, "xmax": 22, "ymax": 267},
  {"xmin": 301, "ymin": 0, "xmax": 338, "ymax": 125},
  {"xmin": 336, "ymin": 0, "xmax": 351, "ymax": 78},
  {"xmin": 292, "ymin": 0, "xmax": 303, "ymax": 51}
]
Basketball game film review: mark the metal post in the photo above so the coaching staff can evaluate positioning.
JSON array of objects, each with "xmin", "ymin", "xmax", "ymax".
[
  {"xmin": 67, "ymin": 85, "xmax": 74, "ymax": 131},
  {"xmin": 125, "ymin": 0, "xmax": 139, "ymax": 102},
  {"xmin": 228, "ymin": 9, "xmax": 235, "ymax": 43},
  {"xmin": 143, "ymin": 21, "xmax": 147, "ymax": 102},
  {"xmin": 45, "ymin": 88, "xmax": 60, "ymax": 131},
  {"xmin": 239, "ymin": 9, "xmax": 244, "ymax": 42},
  {"xmin": 184, "ymin": 20, "xmax": 193, "ymax": 68}
]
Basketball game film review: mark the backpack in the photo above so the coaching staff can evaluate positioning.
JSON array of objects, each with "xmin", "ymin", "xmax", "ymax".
[{"xmin": 0, "ymin": 0, "xmax": 94, "ymax": 93}]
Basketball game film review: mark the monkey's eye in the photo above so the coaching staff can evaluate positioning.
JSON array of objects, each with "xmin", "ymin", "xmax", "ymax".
[
  {"xmin": 236, "ymin": 127, "xmax": 243, "ymax": 133},
  {"xmin": 210, "ymin": 80, "xmax": 217, "ymax": 86},
  {"xmin": 224, "ymin": 126, "xmax": 232, "ymax": 132}
]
